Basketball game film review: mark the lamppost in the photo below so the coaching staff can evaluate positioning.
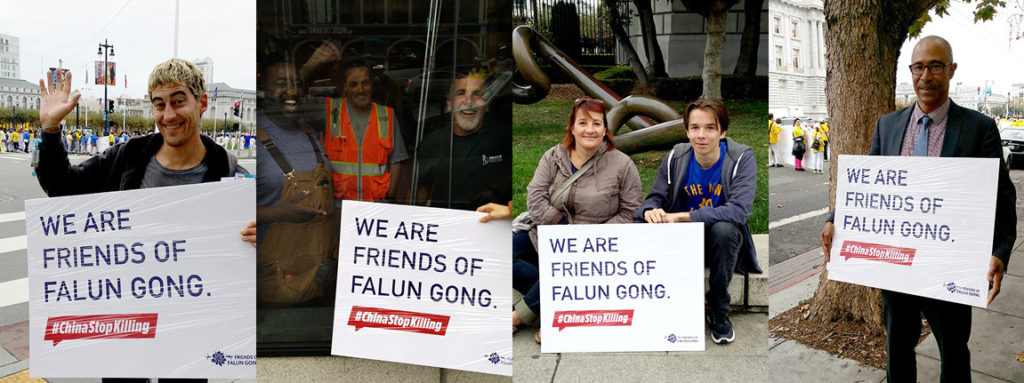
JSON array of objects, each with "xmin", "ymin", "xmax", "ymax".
[{"xmin": 98, "ymin": 39, "xmax": 115, "ymax": 135}]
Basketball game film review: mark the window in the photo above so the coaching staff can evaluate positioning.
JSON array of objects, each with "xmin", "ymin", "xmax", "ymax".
[
  {"xmin": 793, "ymin": 48, "xmax": 800, "ymax": 69},
  {"xmin": 773, "ymin": 17, "xmax": 780, "ymax": 34},
  {"xmin": 255, "ymin": 0, "xmax": 511, "ymax": 356},
  {"xmin": 775, "ymin": 45, "xmax": 783, "ymax": 68},
  {"xmin": 792, "ymin": 21, "xmax": 798, "ymax": 38}
]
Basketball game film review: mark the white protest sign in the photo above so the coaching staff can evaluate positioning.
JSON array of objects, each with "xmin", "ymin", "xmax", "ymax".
[
  {"xmin": 538, "ymin": 223, "xmax": 704, "ymax": 353},
  {"xmin": 331, "ymin": 201, "xmax": 512, "ymax": 376},
  {"xmin": 27, "ymin": 180, "xmax": 256, "ymax": 378},
  {"xmin": 828, "ymin": 155, "xmax": 997, "ymax": 307}
]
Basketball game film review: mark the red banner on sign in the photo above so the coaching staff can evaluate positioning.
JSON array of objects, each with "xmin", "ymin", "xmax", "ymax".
[
  {"xmin": 347, "ymin": 306, "xmax": 450, "ymax": 336},
  {"xmin": 44, "ymin": 313, "xmax": 158, "ymax": 346},
  {"xmin": 839, "ymin": 240, "xmax": 916, "ymax": 266},
  {"xmin": 552, "ymin": 309, "xmax": 634, "ymax": 331}
]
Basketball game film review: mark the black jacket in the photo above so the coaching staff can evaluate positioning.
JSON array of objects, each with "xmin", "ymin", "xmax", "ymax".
[
  {"xmin": 36, "ymin": 131, "xmax": 240, "ymax": 196},
  {"xmin": 828, "ymin": 101, "xmax": 1016, "ymax": 266},
  {"xmin": 870, "ymin": 101, "xmax": 1016, "ymax": 266}
]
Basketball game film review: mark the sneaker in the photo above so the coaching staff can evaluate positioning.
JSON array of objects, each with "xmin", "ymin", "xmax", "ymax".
[{"xmin": 706, "ymin": 310, "xmax": 735, "ymax": 344}]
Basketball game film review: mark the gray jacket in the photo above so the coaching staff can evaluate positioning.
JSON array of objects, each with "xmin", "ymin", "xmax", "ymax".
[
  {"xmin": 634, "ymin": 137, "xmax": 762, "ymax": 275},
  {"xmin": 527, "ymin": 141, "xmax": 642, "ymax": 247}
]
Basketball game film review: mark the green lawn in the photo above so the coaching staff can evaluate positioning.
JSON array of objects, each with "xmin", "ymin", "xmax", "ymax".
[{"xmin": 513, "ymin": 99, "xmax": 768, "ymax": 234}]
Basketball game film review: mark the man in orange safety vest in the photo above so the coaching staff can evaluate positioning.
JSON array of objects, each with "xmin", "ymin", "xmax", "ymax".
[{"xmin": 321, "ymin": 56, "xmax": 408, "ymax": 206}]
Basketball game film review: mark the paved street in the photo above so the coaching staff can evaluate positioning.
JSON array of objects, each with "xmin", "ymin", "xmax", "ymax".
[
  {"xmin": 767, "ymin": 162, "xmax": 831, "ymax": 266},
  {"xmin": 0, "ymin": 149, "xmax": 256, "ymax": 382}
]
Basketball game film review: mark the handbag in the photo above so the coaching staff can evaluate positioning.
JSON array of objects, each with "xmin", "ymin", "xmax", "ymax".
[
  {"xmin": 792, "ymin": 136, "xmax": 806, "ymax": 156},
  {"xmin": 512, "ymin": 154, "xmax": 597, "ymax": 234}
]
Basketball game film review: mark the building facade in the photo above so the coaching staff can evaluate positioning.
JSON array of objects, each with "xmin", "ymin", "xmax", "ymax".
[
  {"xmin": 625, "ymin": 0, "xmax": 769, "ymax": 77},
  {"xmin": 0, "ymin": 33, "xmax": 20, "ymax": 80},
  {"xmin": 206, "ymin": 82, "xmax": 256, "ymax": 131},
  {"xmin": 767, "ymin": 0, "xmax": 826, "ymax": 120},
  {"xmin": 0, "ymin": 78, "xmax": 40, "ymax": 110},
  {"xmin": 192, "ymin": 57, "xmax": 215, "ymax": 90}
]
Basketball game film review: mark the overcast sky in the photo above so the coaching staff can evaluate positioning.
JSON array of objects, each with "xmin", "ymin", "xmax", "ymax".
[
  {"xmin": 2, "ymin": 0, "xmax": 255, "ymax": 99},
  {"xmin": 896, "ymin": 1, "xmax": 1024, "ymax": 94}
]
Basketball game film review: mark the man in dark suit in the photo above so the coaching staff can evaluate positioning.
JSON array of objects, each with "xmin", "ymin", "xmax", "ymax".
[{"xmin": 820, "ymin": 36, "xmax": 1015, "ymax": 383}]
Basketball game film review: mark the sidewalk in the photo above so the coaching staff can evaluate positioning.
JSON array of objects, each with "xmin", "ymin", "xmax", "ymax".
[
  {"xmin": 512, "ymin": 234, "xmax": 770, "ymax": 383},
  {"xmin": 768, "ymin": 244, "xmax": 1024, "ymax": 382}
]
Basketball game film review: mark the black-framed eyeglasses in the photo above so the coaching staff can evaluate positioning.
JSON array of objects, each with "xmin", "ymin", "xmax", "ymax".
[{"xmin": 909, "ymin": 62, "xmax": 952, "ymax": 76}]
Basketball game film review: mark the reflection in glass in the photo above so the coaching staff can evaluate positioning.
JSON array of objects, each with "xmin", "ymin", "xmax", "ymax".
[{"xmin": 255, "ymin": 0, "xmax": 512, "ymax": 355}]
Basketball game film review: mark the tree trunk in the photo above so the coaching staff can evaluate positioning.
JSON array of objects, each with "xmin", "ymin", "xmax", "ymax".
[
  {"xmin": 702, "ymin": 9, "xmax": 727, "ymax": 99},
  {"xmin": 604, "ymin": 0, "xmax": 651, "ymax": 89},
  {"xmin": 633, "ymin": 0, "xmax": 667, "ymax": 77},
  {"xmin": 733, "ymin": 0, "xmax": 764, "ymax": 76},
  {"xmin": 809, "ymin": 0, "xmax": 941, "ymax": 334}
]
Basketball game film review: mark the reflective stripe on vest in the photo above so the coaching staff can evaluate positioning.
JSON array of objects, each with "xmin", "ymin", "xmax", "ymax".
[
  {"xmin": 323, "ymin": 99, "xmax": 394, "ymax": 201},
  {"xmin": 329, "ymin": 161, "xmax": 387, "ymax": 176}
]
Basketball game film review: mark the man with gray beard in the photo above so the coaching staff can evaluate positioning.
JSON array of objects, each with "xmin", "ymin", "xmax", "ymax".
[{"xmin": 415, "ymin": 70, "xmax": 511, "ymax": 211}]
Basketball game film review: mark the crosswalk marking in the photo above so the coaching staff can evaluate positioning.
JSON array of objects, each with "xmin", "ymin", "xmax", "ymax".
[
  {"xmin": 0, "ymin": 235, "xmax": 26, "ymax": 255},
  {"xmin": 0, "ymin": 277, "xmax": 28, "ymax": 308},
  {"xmin": 0, "ymin": 212, "xmax": 25, "ymax": 224},
  {"xmin": 1, "ymin": 210, "xmax": 29, "ymax": 308}
]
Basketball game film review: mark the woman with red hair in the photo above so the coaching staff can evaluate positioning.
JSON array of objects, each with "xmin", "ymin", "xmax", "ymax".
[{"xmin": 512, "ymin": 98, "xmax": 642, "ymax": 343}]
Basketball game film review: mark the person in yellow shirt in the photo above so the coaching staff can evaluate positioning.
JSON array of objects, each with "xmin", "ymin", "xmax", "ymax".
[
  {"xmin": 792, "ymin": 118, "xmax": 806, "ymax": 171},
  {"xmin": 810, "ymin": 125, "xmax": 825, "ymax": 173},
  {"xmin": 768, "ymin": 114, "xmax": 781, "ymax": 167},
  {"xmin": 821, "ymin": 120, "xmax": 830, "ymax": 161}
]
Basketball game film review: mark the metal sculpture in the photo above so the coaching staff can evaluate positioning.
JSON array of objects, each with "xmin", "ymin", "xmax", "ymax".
[{"xmin": 512, "ymin": 25, "xmax": 686, "ymax": 154}]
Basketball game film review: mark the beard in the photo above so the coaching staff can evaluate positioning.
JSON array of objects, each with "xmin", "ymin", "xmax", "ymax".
[{"xmin": 453, "ymin": 104, "xmax": 485, "ymax": 134}]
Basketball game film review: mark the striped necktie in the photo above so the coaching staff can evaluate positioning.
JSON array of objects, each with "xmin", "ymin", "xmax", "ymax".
[{"xmin": 913, "ymin": 115, "xmax": 933, "ymax": 156}]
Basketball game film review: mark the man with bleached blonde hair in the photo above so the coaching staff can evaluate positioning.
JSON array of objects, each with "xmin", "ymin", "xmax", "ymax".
[{"xmin": 35, "ymin": 58, "xmax": 256, "ymax": 245}]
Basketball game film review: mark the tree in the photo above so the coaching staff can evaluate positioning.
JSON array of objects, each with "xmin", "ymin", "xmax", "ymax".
[
  {"xmin": 603, "ymin": 0, "xmax": 652, "ymax": 89},
  {"xmin": 810, "ymin": 0, "xmax": 1015, "ymax": 334},
  {"xmin": 550, "ymin": 1, "xmax": 582, "ymax": 61},
  {"xmin": 633, "ymin": 0, "xmax": 668, "ymax": 77},
  {"xmin": 680, "ymin": 0, "xmax": 741, "ymax": 99},
  {"xmin": 733, "ymin": 0, "xmax": 764, "ymax": 77}
]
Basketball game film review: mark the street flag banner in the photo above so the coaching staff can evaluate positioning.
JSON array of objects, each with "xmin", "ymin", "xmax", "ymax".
[
  {"xmin": 27, "ymin": 180, "xmax": 256, "ymax": 378},
  {"xmin": 828, "ymin": 155, "xmax": 997, "ymax": 307},
  {"xmin": 94, "ymin": 61, "xmax": 116, "ymax": 86},
  {"xmin": 538, "ymin": 223, "xmax": 705, "ymax": 353},
  {"xmin": 331, "ymin": 201, "xmax": 512, "ymax": 376}
]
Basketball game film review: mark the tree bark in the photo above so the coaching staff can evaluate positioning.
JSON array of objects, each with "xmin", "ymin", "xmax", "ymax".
[
  {"xmin": 702, "ymin": 8, "xmax": 727, "ymax": 99},
  {"xmin": 733, "ymin": 0, "xmax": 764, "ymax": 76},
  {"xmin": 681, "ymin": 0, "xmax": 739, "ymax": 99},
  {"xmin": 633, "ymin": 0, "xmax": 667, "ymax": 77},
  {"xmin": 604, "ymin": 0, "xmax": 651, "ymax": 89},
  {"xmin": 810, "ymin": 0, "xmax": 941, "ymax": 334}
]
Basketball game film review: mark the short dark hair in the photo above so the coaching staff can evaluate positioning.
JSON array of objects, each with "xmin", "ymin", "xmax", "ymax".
[
  {"xmin": 684, "ymin": 98, "xmax": 730, "ymax": 132},
  {"xmin": 339, "ymin": 56, "xmax": 372, "ymax": 82}
]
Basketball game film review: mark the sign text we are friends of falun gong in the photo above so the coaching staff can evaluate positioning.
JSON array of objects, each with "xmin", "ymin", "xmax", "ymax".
[
  {"xmin": 828, "ymin": 155, "xmax": 997, "ymax": 307},
  {"xmin": 539, "ymin": 223, "xmax": 705, "ymax": 353},
  {"xmin": 332, "ymin": 201, "xmax": 512, "ymax": 376},
  {"xmin": 27, "ymin": 180, "xmax": 256, "ymax": 378}
]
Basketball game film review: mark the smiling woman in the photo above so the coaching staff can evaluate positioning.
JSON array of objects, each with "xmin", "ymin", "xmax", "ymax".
[{"xmin": 512, "ymin": 97, "xmax": 642, "ymax": 343}]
